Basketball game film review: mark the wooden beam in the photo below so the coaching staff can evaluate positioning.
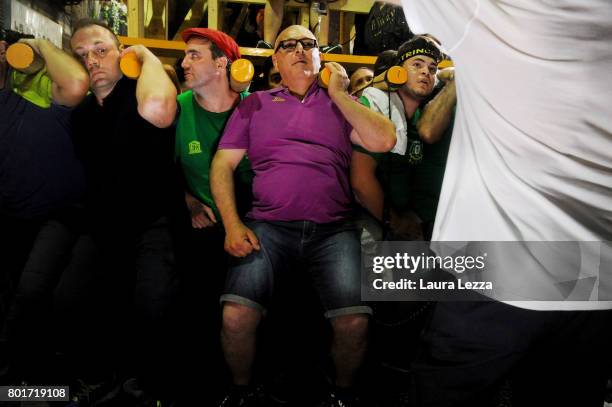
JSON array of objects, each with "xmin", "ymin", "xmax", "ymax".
[
  {"xmin": 146, "ymin": 0, "xmax": 169, "ymax": 39},
  {"xmin": 127, "ymin": 0, "xmax": 145, "ymax": 38},
  {"xmin": 298, "ymin": 7, "xmax": 309, "ymax": 29},
  {"xmin": 208, "ymin": 0, "xmax": 222, "ymax": 31},
  {"xmin": 229, "ymin": 4, "xmax": 249, "ymax": 39},
  {"xmin": 216, "ymin": 0, "xmax": 373, "ymax": 13},
  {"xmin": 339, "ymin": 12, "xmax": 355, "ymax": 54},
  {"xmin": 119, "ymin": 36, "xmax": 377, "ymax": 68},
  {"xmin": 172, "ymin": 0, "xmax": 208, "ymax": 40}
]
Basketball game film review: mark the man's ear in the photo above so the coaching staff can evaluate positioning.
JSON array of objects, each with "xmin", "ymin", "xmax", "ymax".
[
  {"xmin": 216, "ymin": 56, "xmax": 229, "ymax": 70},
  {"xmin": 118, "ymin": 43, "xmax": 124, "ymax": 52},
  {"xmin": 272, "ymin": 54, "xmax": 278, "ymax": 70}
]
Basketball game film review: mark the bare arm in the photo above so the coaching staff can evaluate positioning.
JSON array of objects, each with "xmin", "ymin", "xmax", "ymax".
[
  {"xmin": 210, "ymin": 149, "xmax": 260, "ymax": 257},
  {"xmin": 351, "ymin": 150, "xmax": 384, "ymax": 221},
  {"xmin": 418, "ymin": 69, "xmax": 456, "ymax": 144},
  {"xmin": 121, "ymin": 45, "xmax": 177, "ymax": 128},
  {"xmin": 21, "ymin": 39, "xmax": 89, "ymax": 107},
  {"xmin": 325, "ymin": 62, "xmax": 396, "ymax": 153}
]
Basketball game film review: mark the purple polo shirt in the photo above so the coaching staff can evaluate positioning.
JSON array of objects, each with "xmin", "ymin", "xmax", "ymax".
[{"xmin": 218, "ymin": 81, "xmax": 354, "ymax": 223}]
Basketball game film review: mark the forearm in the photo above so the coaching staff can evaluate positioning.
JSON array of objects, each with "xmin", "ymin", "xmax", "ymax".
[
  {"xmin": 211, "ymin": 157, "xmax": 242, "ymax": 229},
  {"xmin": 418, "ymin": 80, "xmax": 456, "ymax": 144},
  {"xmin": 37, "ymin": 40, "xmax": 88, "ymax": 105},
  {"xmin": 332, "ymin": 92, "xmax": 396, "ymax": 152},
  {"xmin": 354, "ymin": 178, "xmax": 385, "ymax": 221},
  {"xmin": 136, "ymin": 51, "xmax": 177, "ymax": 127},
  {"xmin": 351, "ymin": 151, "xmax": 385, "ymax": 221}
]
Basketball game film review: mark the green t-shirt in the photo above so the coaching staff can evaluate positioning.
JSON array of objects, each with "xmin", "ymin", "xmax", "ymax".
[
  {"xmin": 356, "ymin": 94, "xmax": 454, "ymax": 223},
  {"xmin": 411, "ymin": 114, "xmax": 454, "ymax": 223},
  {"xmin": 175, "ymin": 90, "xmax": 253, "ymax": 218},
  {"xmin": 354, "ymin": 100, "xmax": 423, "ymax": 213}
]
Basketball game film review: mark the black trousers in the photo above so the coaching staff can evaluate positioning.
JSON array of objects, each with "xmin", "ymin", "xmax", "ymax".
[
  {"xmin": 174, "ymin": 222, "xmax": 229, "ymax": 402},
  {"xmin": 0, "ymin": 213, "xmax": 93, "ymax": 383},
  {"xmin": 90, "ymin": 216, "xmax": 180, "ymax": 394},
  {"xmin": 410, "ymin": 301, "xmax": 612, "ymax": 407}
]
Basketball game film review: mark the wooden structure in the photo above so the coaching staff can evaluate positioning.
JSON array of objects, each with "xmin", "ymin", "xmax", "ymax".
[
  {"xmin": 119, "ymin": 35, "xmax": 377, "ymax": 69},
  {"xmin": 124, "ymin": 0, "xmax": 377, "ymax": 68}
]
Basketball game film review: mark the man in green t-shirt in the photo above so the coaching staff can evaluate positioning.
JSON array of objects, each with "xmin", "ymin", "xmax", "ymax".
[
  {"xmin": 176, "ymin": 28, "xmax": 253, "ymax": 226},
  {"xmin": 175, "ymin": 28, "xmax": 253, "ymax": 403},
  {"xmin": 351, "ymin": 35, "xmax": 455, "ymax": 241}
]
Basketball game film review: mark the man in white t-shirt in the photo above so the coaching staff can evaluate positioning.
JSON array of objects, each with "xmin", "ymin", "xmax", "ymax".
[{"xmin": 384, "ymin": 1, "xmax": 612, "ymax": 405}]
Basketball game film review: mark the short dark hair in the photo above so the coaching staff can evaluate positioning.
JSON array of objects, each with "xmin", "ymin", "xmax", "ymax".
[
  {"xmin": 71, "ymin": 19, "xmax": 121, "ymax": 48},
  {"xmin": 374, "ymin": 50, "xmax": 398, "ymax": 77},
  {"xmin": 208, "ymin": 41, "xmax": 232, "ymax": 78}
]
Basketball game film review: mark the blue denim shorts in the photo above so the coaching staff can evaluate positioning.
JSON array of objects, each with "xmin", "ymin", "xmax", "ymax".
[{"xmin": 221, "ymin": 220, "xmax": 372, "ymax": 319}]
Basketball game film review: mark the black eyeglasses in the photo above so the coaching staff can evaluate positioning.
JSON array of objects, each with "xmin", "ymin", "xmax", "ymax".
[{"xmin": 275, "ymin": 38, "xmax": 318, "ymax": 53}]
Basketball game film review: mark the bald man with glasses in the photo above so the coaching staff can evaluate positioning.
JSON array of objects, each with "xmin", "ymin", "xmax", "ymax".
[{"xmin": 211, "ymin": 25, "xmax": 396, "ymax": 407}]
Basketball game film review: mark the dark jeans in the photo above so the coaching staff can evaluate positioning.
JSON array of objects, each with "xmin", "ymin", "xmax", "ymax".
[
  {"xmin": 222, "ymin": 219, "xmax": 372, "ymax": 318},
  {"xmin": 410, "ymin": 301, "xmax": 612, "ymax": 407}
]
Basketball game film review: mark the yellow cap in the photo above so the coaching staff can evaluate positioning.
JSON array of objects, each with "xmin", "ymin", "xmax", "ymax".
[{"xmin": 120, "ymin": 52, "xmax": 142, "ymax": 79}]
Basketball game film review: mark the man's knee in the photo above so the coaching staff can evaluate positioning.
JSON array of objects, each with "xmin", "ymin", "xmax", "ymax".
[
  {"xmin": 331, "ymin": 313, "xmax": 369, "ymax": 341},
  {"xmin": 222, "ymin": 302, "xmax": 262, "ymax": 337}
]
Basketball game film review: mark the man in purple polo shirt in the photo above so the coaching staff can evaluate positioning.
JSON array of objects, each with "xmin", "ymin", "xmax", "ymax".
[{"xmin": 211, "ymin": 25, "xmax": 396, "ymax": 407}]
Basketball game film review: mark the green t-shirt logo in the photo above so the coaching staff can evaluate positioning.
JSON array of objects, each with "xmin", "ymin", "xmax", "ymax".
[
  {"xmin": 188, "ymin": 141, "xmax": 202, "ymax": 155},
  {"xmin": 408, "ymin": 139, "xmax": 423, "ymax": 164}
]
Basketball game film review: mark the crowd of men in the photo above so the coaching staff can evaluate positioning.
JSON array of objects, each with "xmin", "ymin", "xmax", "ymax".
[{"xmin": 1, "ymin": 0, "xmax": 611, "ymax": 406}]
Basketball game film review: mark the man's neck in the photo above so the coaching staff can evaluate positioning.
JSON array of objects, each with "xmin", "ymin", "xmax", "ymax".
[
  {"xmin": 193, "ymin": 80, "xmax": 239, "ymax": 113},
  {"xmin": 93, "ymin": 83, "xmax": 117, "ymax": 106},
  {"xmin": 398, "ymin": 89, "xmax": 421, "ymax": 119},
  {"xmin": 283, "ymin": 77, "xmax": 316, "ymax": 101}
]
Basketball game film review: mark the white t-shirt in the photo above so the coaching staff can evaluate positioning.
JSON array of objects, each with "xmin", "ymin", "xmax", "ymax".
[
  {"xmin": 401, "ymin": 0, "xmax": 612, "ymax": 310},
  {"xmin": 362, "ymin": 87, "xmax": 408, "ymax": 155}
]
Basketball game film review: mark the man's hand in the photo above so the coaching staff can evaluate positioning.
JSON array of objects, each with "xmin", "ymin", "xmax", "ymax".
[
  {"xmin": 120, "ymin": 44, "xmax": 154, "ymax": 63},
  {"xmin": 224, "ymin": 222, "xmax": 261, "ymax": 258},
  {"xmin": 437, "ymin": 67, "xmax": 455, "ymax": 83},
  {"xmin": 185, "ymin": 192, "xmax": 217, "ymax": 229},
  {"xmin": 18, "ymin": 38, "xmax": 43, "ymax": 55},
  {"xmin": 325, "ymin": 61, "xmax": 350, "ymax": 99}
]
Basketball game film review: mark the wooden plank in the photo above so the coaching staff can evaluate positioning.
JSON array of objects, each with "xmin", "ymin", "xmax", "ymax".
[
  {"xmin": 208, "ymin": 0, "xmax": 222, "ymax": 31},
  {"xmin": 127, "ymin": 0, "xmax": 145, "ymax": 38},
  {"xmin": 339, "ymin": 11, "xmax": 355, "ymax": 54},
  {"xmin": 172, "ymin": 1, "xmax": 208, "ymax": 41},
  {"xmin": 146, "ymin": 0, "xmax": 168, "ymax": 39},
  {"xmin": 229, "ymin": 4, "xmax": 249, "ymax": 39},
  {"xmin": 218, "ymin": 0, "xmax": 373, "ymax": 13},
  {"xmin": 119, "ymin": 36, "xmax": 377, "ymax": 68},
  {"xmin": 298, "ymin": 6, "xmax": 309, "ymax": 29}
]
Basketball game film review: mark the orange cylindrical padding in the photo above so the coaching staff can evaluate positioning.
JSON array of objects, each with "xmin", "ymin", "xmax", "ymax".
[
  {"xmin": 318, "ymin": 67, "xmax": 331, "ymax": 88},
  {"xmin": 120, "ymin": 52, "xmax": 142, "ymax": 79},
  {"xmin": 438, "ymin": 59, "xmax": 454, "ymax": 69},
  {"xmin": 372, "ymin": 66, "xmax": 407, "ymax": 91},
  {"xmin": 385, "ymin": 65, "xmax": 408, "ymax": 86},
  {"xmin": 6, "ymin": 43, "xmax": 44, "ymax": 74},
  {"xmin": 230, "ymin": 58, "xmax": 255, "ymax": 93}
]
